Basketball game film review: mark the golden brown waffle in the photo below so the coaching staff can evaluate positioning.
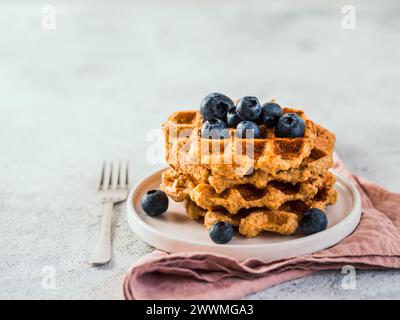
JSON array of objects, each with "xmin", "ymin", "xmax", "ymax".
[
  {"xmin": 171, "ymin": 124, "xmax": 335, "ymax": 193},
  {"xmin": 239, "ymin": 210, "xmax": 300, "ymax": 237},
  {"xmin": 164, "ymin": 108, "xmax": 317, "ymax": 175},
  {"xmin": 162, "ymin": 168, "xmax": 335, "ymax": 214},
  {"xmin": 162, "ymin": 105, "xmax": 337, "ymax": 238},
  {"xmin": 184, "ymin": 185, "xmax": 337, "ymax": 237}
]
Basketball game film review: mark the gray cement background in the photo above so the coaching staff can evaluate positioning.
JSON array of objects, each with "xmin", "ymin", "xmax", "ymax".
[{"xmin": 1, "ymin": 0, "xmax": 400, "ymax": 299}]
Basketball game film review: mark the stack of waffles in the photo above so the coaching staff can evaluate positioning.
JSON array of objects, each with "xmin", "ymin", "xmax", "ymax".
[{"xmin": 160, "ymin": 108, "xmax": 337, "ymax": 237}]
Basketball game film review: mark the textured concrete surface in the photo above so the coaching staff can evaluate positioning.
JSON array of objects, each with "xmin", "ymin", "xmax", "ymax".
[{"xmin": 1, "ymin": 0, "xmax": 400, "ymax": 299}]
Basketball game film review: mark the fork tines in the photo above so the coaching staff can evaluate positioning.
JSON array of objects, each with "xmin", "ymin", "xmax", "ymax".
[{"xmin": 99, "ymin": 161, "xmax": 129, "ymax": 190}]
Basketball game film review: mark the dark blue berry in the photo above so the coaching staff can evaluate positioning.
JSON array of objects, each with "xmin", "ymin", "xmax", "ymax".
[
  {"xmin": 200, "ymin": 93, "xmax": 234, "ymax": 121},
  {"xmin": 201, "ymin": 119, "xmax": 230, "ymax": 139},
  {"xmin": 209, "ymin": 221, "xmax": 234, "ymax": 244},
  {"xmin": 236, "ymin": 96, "xmax": 262, "ymax": 121},
  {"xmin": 236, "ymin": 121, "xmax": 261, "ymax": 139},
  {"xmin": 275, "ymin": 113, "xmax": 305, "ymax": 138},
  {"xmin": 141, "ymin": 190, "xmax": 169, "ymax": 217},
  {"xmin": 261, "ymin": 102, "xmax": 283, "ymax": 128},
  {"xmin": 226, "ymin": 107, "xmax": 242, "ymax": 128},
  {"xmin": 300, "ymin": 208, "xmax": 328, "ymax": 235}
]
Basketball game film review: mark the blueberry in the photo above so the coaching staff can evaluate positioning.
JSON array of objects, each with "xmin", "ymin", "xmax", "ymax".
[
  {"xmin": 236, "ymin": 96, "xmax": 262, "ymax": 121},
  {"xmin": 226, "ymin": 107, "xmax": 242, "ymax": 128},
  {"xmin": 275, "ymin": 113, "xmax": 305, "ymax": 138},
  {"xmin": 300, "ymin": 208, "xmax": 328, "ymax": 235},
  {"xmin": 236, "ymin": 121, "xmax": 261, "ymax": 139},
  {"xmin": 261, "ymin": 102, "xmax": 283, "ymax": 128},
  {"xmin": 201, "ymin": 119, "xmax": 230, "ymax": 139},
  {"xmin": 200, "ymin": 93, "xmax": 234, "ymax": 121},
  {"xmin": 209, "ymin": 221, "xmax": 234, "ymax": 244},
  {"xmin": 141, "ymin": 190, "xmax": 169, "ymax": 217}
]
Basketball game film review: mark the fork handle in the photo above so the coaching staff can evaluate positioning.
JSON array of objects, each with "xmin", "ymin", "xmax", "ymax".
[{"xmin": 89, "ymin": 201, "xmax": 114, "ymax": 266}]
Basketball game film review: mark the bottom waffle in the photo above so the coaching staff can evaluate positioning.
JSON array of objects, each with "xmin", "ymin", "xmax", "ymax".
[{"xmin": 184, "ymin": 186, "xmax": 337, "ymax": 237}]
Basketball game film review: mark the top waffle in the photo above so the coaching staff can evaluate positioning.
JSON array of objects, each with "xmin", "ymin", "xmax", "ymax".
[
  {"xmin": 165, "ymin": 123, "xmax": 335, "ymax": 193},
  {"xmin": 164, "ymin": 108, "xmax": 317, "ymax": 176}
]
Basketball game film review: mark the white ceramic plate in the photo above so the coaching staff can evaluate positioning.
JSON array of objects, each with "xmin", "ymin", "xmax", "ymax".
[{"xmin": 127, "ymin": 169, "xmax": 361, "ymax": 261}]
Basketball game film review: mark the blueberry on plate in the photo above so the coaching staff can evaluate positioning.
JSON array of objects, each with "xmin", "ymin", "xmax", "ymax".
[
  {"xmin": 200, "ymin": 93, "xmax": 234, "ymax": 121},
  {"xmin": 226, "ymin": 107, "xmax": 242, "ymax": 128},
  {"xmin": 209, "ymin": 221, "xmax": 234, "ymax": 244},
  {"xmin": 236, "ymin": 96, "xmax": 262, "ymax": 121},
  {"xmin": 261, "ymin": 102, "xmax": 283, "ymax": 128},
  {"xmin": 275, "ymin": 113, "xmax": 305, "ymax": 138},
  {"xmin": 201, "ymin": 119, "xmax": 230, "ymax": 139},
  {"xmin": 141, "ymin": 190, "xmax": 169, "ymax": 217},
  {"xmin": 235, "ymin": 121, "xmax": 261, "ymax": 139},
  {"xmin": 300, "ymin": 208, "xmax": 328, "ymax": 235}
]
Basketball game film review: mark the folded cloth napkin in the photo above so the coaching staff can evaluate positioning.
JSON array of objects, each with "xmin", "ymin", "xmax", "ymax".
[{"xmin": 123, "ymin": 157, "xmax": 400, "ymax": 300}]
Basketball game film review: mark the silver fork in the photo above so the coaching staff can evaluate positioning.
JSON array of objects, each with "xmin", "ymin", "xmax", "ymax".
[{"xmin": 89, "ymin": 161, "xmax": 129, "ymax": 266}]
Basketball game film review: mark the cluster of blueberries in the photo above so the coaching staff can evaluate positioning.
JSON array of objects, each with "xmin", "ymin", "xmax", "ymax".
[{"xmin": 200, "ymin": 93, "xmax": 305, "ymax": 140}]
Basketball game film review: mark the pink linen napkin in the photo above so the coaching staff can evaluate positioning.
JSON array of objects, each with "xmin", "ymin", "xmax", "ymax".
[{"xmin": 123, "ymin": 158, "xmax": 400, "ymax": 300}]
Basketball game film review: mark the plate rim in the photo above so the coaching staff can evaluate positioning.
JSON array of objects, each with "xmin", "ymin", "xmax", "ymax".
[{"xmin": 126, "ymin": 168, "xmax": 361, "ymax": 250}]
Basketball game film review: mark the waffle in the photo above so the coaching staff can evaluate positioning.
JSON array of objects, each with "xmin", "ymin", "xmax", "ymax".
[
  {"xmin": 168, "ymin": 124, "xmax": 335, "ymax": 193},
  {"xmin": 164, "ymin": 108, "xmax": 318, "ymax": 175},
  {"xmin": 184, "ymin": 185, "xmax": 337, "ymax": 237},
  {"xmin": 161, "ymin": 105, "xmax": 337, "ymax": 238},
  {"xmin": 161, "ymin": 168, "xmax": 335, "ymax": 214}
]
